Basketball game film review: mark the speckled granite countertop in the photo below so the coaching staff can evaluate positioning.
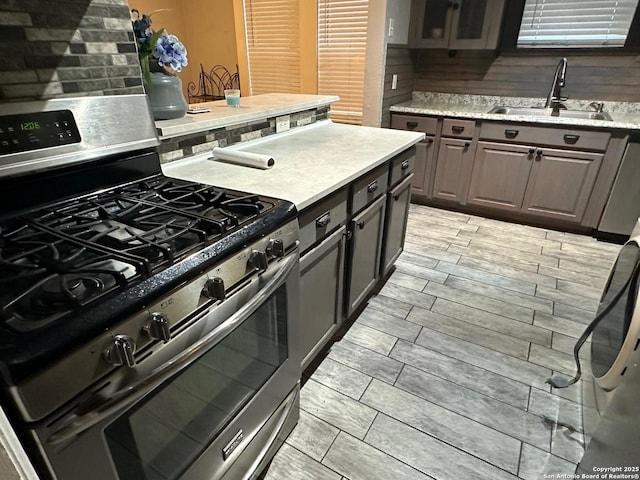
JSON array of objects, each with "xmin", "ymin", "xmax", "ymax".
[
  {"xmin": 155, "ymin": 93, "xmax": 339, "ymax": 139},
  {"xmin": 162, "ymin": 120, "xmax": 424, "ymax": 210},
  {"xmin": 390, "ymin": 92, "xmax": 640, "ymax": 130}
]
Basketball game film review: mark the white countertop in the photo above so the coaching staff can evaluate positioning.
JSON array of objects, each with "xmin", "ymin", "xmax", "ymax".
[
  {"xmin": 390, "ymin": 92, "xmax": 640, "ymax": 130},
  {"xmin": 162, "ymin": 120, "xmax": 425, "ymax": 210},
  {"xmin": 156, "ymin": 93, "xmax": 340, "ymax": 139}
]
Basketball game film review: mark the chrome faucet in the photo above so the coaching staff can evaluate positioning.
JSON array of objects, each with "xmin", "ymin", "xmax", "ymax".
[{"xmin": 545, "ymin": 57, "xmax": 568, "ymax": 110}]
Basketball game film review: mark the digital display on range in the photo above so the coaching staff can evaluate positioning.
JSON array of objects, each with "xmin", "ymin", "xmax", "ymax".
[{"xmin": 0, "ymin": 110, "xmax": 81, "ymax": 155}]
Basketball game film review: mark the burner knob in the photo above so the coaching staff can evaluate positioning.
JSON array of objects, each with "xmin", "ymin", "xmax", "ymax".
[
  {"xmin": 144, "ymin": 312, "xmax": 171, "ymax": 343},
  {"xmin": 248, "ymin": 250, "xmax": 268, "ymax": 271},
  {"xmin": 104, "ymin": 335, "xmax": 137, "ymax": 368},
  {"xmin": 266, "ymin": 239, "xmax": 285, "ymax": 258},
  {"xmin": 202, "ymin": 277, "xmax": 226, "ymax": 301}
]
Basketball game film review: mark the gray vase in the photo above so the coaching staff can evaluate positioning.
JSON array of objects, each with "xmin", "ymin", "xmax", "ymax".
[{"xmin": 145, "ymin": 73, "xmax": 188, "ymax": 120}]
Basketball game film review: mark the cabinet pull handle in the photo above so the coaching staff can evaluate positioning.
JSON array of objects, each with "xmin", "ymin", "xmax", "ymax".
[
  {"xmin": 401, "ymin": 160, "xmax": 410, "ymax": 170},
  {"xmin": 451, "ymin": 125, "xmax": 465, "ymax": 134},
  {"xmin": 505, "ymin": 129, "xmax": 519, "ymax": 139},
  {"xmin": 393, "ymin": 194, "xmax": 401, "ymax": 201},
  {"xmin": 406, "ymin": 121, "xmax": 418, "ymax": 129},
  {"xmin": 528, "ymin": 148, "xmax": 535, "ymax": 155},
  {"xmin": 563, "ymin": 134, "xmax": 580, "ymax": 144},
  {"xmin": 315, "ymin": 212, "xmax": 331, "ymax": 228},
  {"xmin": 464, "ymin": 142, "xmax": 470, "ymax": 149},
  {"xmin": 426, "ymin": 138, "xmax": 434, "ymax": 145},
  {"xmin": 357, "ymin": 220, "xmax": 366, "ymax": 229},
  {"xmin": 536, "ymin": 149, "xmax": 543, "ymax": 160},
  {"xmin": 367, "ymin": 180, "xmax": 378, "ymax": 193}
]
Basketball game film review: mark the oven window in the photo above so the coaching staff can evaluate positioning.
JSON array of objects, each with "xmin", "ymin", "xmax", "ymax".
[
  {"xmin": 104, "ymin": 286, "xmax": 288, "ymax": 480},
  {"xmin": 591, "ymin": 243, "xmax": 640, "ymax": 378}
]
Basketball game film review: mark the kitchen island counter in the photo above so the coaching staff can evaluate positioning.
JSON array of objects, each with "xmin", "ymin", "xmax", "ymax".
[
  {"xmin": 162, "ymin": 120, "xmax": 425, "ymax": 210},
  {"xmin": 155, "ymin": 93, "xmax": 339, "ymax": 140}
]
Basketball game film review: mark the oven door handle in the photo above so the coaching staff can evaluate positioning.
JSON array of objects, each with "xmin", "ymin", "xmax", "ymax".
[{"xmin": 47, "ymin": 247, "xmax": 299, "ymax": 446}]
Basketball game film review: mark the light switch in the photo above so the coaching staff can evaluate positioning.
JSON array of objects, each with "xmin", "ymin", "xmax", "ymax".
[
  {"xmin": 388, "ymin": 18, "xmax": 394, "ymax": 37},
  {"xmin": 392, "ymin": 74, "xmax": 398, "ymax": 90}
]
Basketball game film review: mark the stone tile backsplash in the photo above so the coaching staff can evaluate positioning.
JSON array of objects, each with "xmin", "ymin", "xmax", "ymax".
[
  {"xmin": 158, "ymin": 106, "xmax": 330, "ymax": 164},
  {"xmin": 0, "ymin": 0, "xmax": 143, "ymax": 101}
]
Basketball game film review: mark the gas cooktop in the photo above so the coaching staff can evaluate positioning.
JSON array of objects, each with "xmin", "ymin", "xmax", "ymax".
[{"xmin": 0, "ymin": 177, "xmax": 276, "ymax": 333}]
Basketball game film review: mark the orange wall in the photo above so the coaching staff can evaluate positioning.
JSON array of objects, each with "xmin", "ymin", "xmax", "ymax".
[
  {"xmin": 130, "ymin": 0, "xmax": 239, "ymax": 100},
  {"xmin": 131, "ymin": 0, "xmax": 323, "ymax": 98}
]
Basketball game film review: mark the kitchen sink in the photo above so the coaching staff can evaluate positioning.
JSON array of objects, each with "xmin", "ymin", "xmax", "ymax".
[{"xmin": 487, "ymin": 106, "xmax": 612, "ymax": 121}]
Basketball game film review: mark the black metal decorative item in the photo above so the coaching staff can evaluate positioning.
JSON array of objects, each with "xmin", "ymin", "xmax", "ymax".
[{"xmin": 187, "ymin": 64, "xmax": 241, "ymax": 103}]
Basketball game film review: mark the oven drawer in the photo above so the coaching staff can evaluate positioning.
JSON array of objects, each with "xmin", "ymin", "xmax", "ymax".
[
  {"xmin": 480, "ymin": 122, "xmax": 611, "ymax": 151},
  {"xmin": 391, "ymin": 114, "xmax": 438, "ymax": 136},
  {"xmin": 352, "ymin": 164, "xmax": 389, "ymax": 215},
  {"xmin": 389, "ymin": 147, "xmax": 416, "ymax": 187},
  {"xmin": 298, "ymin": 188, "xmax": 348, "ymax": 253}
]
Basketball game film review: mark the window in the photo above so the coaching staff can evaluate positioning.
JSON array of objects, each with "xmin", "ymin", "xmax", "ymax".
[
  {"xmin": 244, "ymin": 0, "xmax": 301, "ymax": 94},
  {"xmin": 317, "ymin": 0, "xmax": 369, "ymax": 125},
  {"xmin": 517, "ymin": 0, "xmax": 639, "ymax": 48}
]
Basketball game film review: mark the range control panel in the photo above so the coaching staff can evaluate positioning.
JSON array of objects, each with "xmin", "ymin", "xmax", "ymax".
[{"xmin": 0, "ymin": 110, "xmax": 81, "ymax": 156}]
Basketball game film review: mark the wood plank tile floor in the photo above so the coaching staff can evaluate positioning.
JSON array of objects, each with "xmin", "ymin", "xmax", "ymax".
[{"xmin": 263, "ymin": 204, "xmax": 621, "ymax": 480}]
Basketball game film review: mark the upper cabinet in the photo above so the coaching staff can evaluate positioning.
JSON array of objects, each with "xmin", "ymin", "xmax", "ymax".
[{"xmin": 409, "ymin": 0, "xmax": 505, "ymax": 49}]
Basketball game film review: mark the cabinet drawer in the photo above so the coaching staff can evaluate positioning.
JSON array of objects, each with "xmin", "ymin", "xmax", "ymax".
[
  {"xmin": 299, "ymin": 188, "xmax": 348, "ymax": 253},
  {"xmin": 442, "ymin": 119, "xmax": 475, "ymax": 139},
  {"xmin": 391, "ymin": 115, "xmax": 438, "ymax": 136},
  {"xmin": 389, "ymin": 147, "xmax": 416, "ymax": 187},
  {"xmin": 352, "ymin": 164, "xmax": 389, "ymax": 214},
  {"xmin": 480, "ymin": 122, "xmax": 611, "ymax": 151}
]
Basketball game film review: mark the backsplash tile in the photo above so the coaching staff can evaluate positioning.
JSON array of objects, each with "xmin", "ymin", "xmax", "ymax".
[
  {"xmin": 0, "ymin": 0, "xmax": 143, "ymax": 101},
  {"xmin": 158, "ymin": 106, "xmax": 330, "ymax": 164}
]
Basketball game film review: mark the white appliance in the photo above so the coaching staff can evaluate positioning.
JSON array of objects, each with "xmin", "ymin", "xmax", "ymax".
[{"xmin": 575, "ymin": 219, "xmax": 640, "ymax": 473}]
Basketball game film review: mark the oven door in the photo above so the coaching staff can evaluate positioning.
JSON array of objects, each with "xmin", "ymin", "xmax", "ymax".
[{"xmin": 33, "ymin": 250, "xmax": 300, "ymax": 480}]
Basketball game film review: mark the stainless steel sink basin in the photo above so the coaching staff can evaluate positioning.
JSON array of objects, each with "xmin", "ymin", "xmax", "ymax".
[{"xmin": 487, "ymin": 106, "xmax": 612, "ymax": 121}]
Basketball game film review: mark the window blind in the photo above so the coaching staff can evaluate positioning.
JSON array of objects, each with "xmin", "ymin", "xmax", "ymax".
[
  {"xmin": 318, "ymin": 0, "xmax": 369, "ymax": 125},
  {"xmin": 518, "ymin": 0, "xmax": 639, "ymax": 47},
  {"xmin": 244, "ymin": 0, "xmax": 301, "ymax": 95}
]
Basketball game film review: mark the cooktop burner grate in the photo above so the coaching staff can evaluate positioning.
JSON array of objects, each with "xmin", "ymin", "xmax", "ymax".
[{"xmin": 0, "ymin": 177, "xmax": 276, "ymax": 332}]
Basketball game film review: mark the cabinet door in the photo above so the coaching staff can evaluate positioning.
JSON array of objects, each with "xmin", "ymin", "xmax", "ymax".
[
  {"xmin": 299, "ymin": 226, "xmax": 346, "ymax": 369},
  {"xmin": 412, "ymin": 137, "xmax": 435, "ymax": 198},
  {"xmin": 381, "ymin": 174, "xmax": 414, "ymax": 277},
  {"xmin": 409, "ymin": 0, "xmax": 452, "ymax": 48},
  {"xmin": 467, "ymin": 141, "xmax": 533, "ymax": 212},
  {"xmin": 346, "ymin": 195, "xmax": 386, "ymax": 317},
  {"xmin": 432, "ymin": 137, "xmax": 473, "ymax": 203},
  {"xmin": 449, "ymin": 0, "xmax": 492, "ymax": 49},
  {"xmin": 410, "ymin": 0, "xmax": 504, "ymax": 49},
  {"xmin": 522, "ymin": 148, "xmax": 603, "ymax": 223}
]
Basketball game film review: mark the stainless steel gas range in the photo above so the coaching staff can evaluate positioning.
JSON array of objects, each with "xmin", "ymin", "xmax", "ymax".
[{"xmin": 0, "ymin": 95, "xmax": 301, "ymax": 480}]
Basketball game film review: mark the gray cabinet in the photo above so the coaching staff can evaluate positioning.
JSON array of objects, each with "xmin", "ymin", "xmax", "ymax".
[
  {"xmin": 412, "ymin": 138, "xmax": 435, "ymax": 197},
  {"xmin": 468, "ymin": 141, "xmax": 603, "ymax": 223},
  {"xmin": 476, "ymin": 122, "xmax": 608, "ymax": 224},
  {"xmin": 390, "ymin": 115, "xmax": 437, "ymax": 198},
  {"xmin": 409, "ymin": 0, "xmax": 505, "ymax": 49},
  {"xmin": 381, "ymin": 174, "xmax": 414, "ymax": 276},
  {"xmin": 346, "ymin": 195, "xmax": 386, "ymax": 317},
  {"xmin": 298, "ymin": 147, "xmax": 416, "ymax": 367},
  {"xmin": 298, "ymin": 189, "xmax": 348, "ymax": 369},
  {"xmin": 467, "ymin": 142, "xmax": 533, "ymax": 212},
  {"xmin": 522, "ymin": 148, "xmax": 603, "ymax": 223},
  {"xmin": 299, "ymin": 226, "xmax": 346, "ymax": 369},
  {"xmin": 433, "ymin": 137, "xmax": 474, "ymax": 203}
]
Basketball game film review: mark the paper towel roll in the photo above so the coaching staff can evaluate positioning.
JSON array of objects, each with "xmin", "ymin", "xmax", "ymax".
[{"xmin": 212, "ymin": 147, "xmax": 275, "ymax": 170}]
